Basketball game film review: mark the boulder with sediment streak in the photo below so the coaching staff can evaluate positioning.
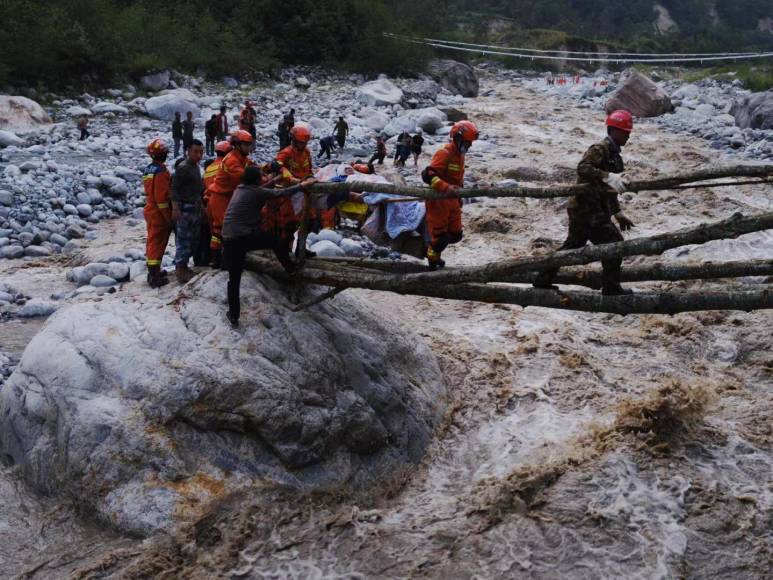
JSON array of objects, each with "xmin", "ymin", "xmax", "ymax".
[
  {"xmin": 0, "ymin": 96, "xmax": 52, "ymax": 133},
  {"xmin": 140, "ymin": 70, "xmax": 171, "ymax": 92},
  {"xmin": 0, "ymin": 273, "xmax": 446, "ymax": 536},
  {"xmin": 604, "ymin": 70, "xmax": 673, "ymax": 118},
  {"xmin": 428, "ymin": 59, "xmax": 479, "ymax": 98}
]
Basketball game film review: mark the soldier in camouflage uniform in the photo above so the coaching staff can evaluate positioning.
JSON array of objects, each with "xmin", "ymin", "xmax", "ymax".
[{"xmin": 533, "ymin": 110, "xmax": 636, "ymax": 295}]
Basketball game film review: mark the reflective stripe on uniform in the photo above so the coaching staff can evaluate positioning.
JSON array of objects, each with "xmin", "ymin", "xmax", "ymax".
[
  {"xmin": 156, "ymin": 203, "xmax": 169, "ymax": 209},
  {"xmin": 430, "ymin": 176, "xmax": 442, "ymax": 187},
  {"xmin": 146, "ymin": 259, "xmax": 161, "ymax": 266},
  {"xmin": 448, "ymin": 164, "xmax": 461, "ymax": 171}
]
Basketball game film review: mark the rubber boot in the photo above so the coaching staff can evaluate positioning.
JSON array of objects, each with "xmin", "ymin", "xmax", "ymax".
[
  {"xmin": 147, "ymin": 265, "xmax": 169, "ymax": 288},
  {"xmin": 175, "ymin": 263, "xmax": 195, "ymax": 284},
  {"xmin": 210, "ymin": 247, "xmax": 222, "ymax": 269}
]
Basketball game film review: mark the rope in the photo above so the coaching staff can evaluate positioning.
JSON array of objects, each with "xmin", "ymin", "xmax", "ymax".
[
  {"xmin": 385, "ymin": 33, "xmax": 773, "ymax": 64},
  {"xmin": 385, "ymin": 33, "xmax": 761, "ymax": 58}
]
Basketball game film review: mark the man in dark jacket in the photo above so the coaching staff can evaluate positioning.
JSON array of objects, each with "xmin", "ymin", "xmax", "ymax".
[
  {"xmin": 222, "ymin": 166, "xmax": 316, "ymax": 327},
  {"xmin": 171, "ymin": 111, "xmax": 183, "ymax": 157},
  {"xmin": 333, "ymin": 116, "xmax": 349, "ymax": 149},
  {"xmin": 204, "ymin": 114, "xmax": 218, "ymax": 156},
  {"xmin": 182, "ymin": 111, "xmax": 195, "ymax": 156},
  {"xmin": 171, "ymin": 139, "xmax": 205, "ymax": 283},
  {"xmin": 533, "ymin": 110, "xmax": 636, "ymax": 295}
]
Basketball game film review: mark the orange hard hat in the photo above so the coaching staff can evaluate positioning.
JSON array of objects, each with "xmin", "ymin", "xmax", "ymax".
[
  {"xmin": 230, "ymin": 129, "xmax": 254, "ymax": 144},
  {"xmin": 146, "ymin": 138, "xmax": 168, "ymax": 158},
  {"xmin": 290, "ymin": 123, "xmax": 312, "ymax": 143},
  {"xmin": 450, "ymin": 120, "xmax": 479, "ymax": 142},
  {"xmin": 606, "ymin": 110, "xmax": 634, "ymax": 132},
  {"xmin": 215, "ymin": 140, "xmax": 233, "ymax": 154}
]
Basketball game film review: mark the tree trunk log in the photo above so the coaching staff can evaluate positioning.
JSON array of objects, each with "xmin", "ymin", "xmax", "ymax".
[
  {"xmin": 309, "ymin": 165, "xmax": 773, "ymax": 201},
  {"xmin": 245, "ymin": 255, "xmax": 773, "ymax": 315},
  {"xmin": 309, "ymin": 257, "xmax": 773, "ymax": 289}
]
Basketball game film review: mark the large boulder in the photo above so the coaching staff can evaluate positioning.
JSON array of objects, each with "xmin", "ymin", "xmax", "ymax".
[
  {"xmin": 604, "ymin": 70, "xmax": 673, "ymax": 118},
  {"xmin": 0, "ymin": 95, "xmax": 52, "ymax": 133},
  {"xmin": 140, "ymin": 70, "xmax": 171, "ymax": 92},
  {"xmin": 415, "ymin": 107, "xmax": 447, "ymax": 134},
  {"xmin": 356, "ymin": 76, "xmax": 404, "ymax": 107},
  {"xmin": 730, "ymin": 90, "xmax": 773, "ymax": 130},
  {"xmin": 428, "ymin": 59, "xmax": 479, "ymax": 98},
  {"xmin": 144, "ymin": 92, "xmax": 200, "ymax": 121},
  {"xmin": 0, "ymin": 274, "xmax": 446, "ymax": 537}
]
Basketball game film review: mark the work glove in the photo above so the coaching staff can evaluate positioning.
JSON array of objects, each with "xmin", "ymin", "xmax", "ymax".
[
  {"xmin": 603, "ymin": 173, "xmax": 628, "ymax": 194},
  {"xmin": 615, "ymin": 212, "xmax": 635, "ymax": 231}
]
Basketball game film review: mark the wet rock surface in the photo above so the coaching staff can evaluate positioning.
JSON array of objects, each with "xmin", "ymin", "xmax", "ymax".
[{"xmin": 0, "ymin": 272, "xmax": 446, "ymax": 536}]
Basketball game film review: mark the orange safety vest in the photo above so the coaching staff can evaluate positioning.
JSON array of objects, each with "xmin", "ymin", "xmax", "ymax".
[
  {"xmin": 275, "ymin": 145, "xmax": 312, "ymax": 184},
  {"xmin": 142, "ymin": 162, "xmax": 171, "ymax": 210},
  {"xmin": 209, "ymin": 150, "xmax": 254, "ymax": 196},
  {"xmin": 428, "ymin": 143, "xmax": 465, "ymax": 192}
]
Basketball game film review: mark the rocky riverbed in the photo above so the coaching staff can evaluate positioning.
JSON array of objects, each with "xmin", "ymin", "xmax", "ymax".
[{"xmin": 0, "ymin": 64, "xmax": 771, "ymax": 578}]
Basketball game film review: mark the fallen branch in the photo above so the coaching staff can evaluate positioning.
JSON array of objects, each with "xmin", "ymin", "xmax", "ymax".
[
  {"xmin": 383, "ymin": 211, "xmax": 773, "ymax": 288},
  {"xmin": 309, "ymin": 257, "xmax": 773, "ymax": 289},
  {"xmin": 310, "ymin": 165, "xmax": 773, "ymax": 201},
  {"xmin": 246, "ymin": 255, "xmax": 773, "ymax": 315}
]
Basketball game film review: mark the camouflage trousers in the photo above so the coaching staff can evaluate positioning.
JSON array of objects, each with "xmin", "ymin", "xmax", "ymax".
[{"xmin": 174, "ymin": 203, "xmax": 202, "ymax": 266}]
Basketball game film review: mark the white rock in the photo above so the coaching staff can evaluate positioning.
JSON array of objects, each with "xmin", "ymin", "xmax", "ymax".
[
  {"xmin": 356, "ymin": 77, "xmax": 404, "ymax": 107},
  {"xmin": 340, "ymin": 238, "xmax": 365, "ymax": 257},
  {"xmin": 0, "ymin": 96, "xmax": 52, "ymax": 133},
  {"xmin": 76, "ymin": 204, "xmax": 93, "ymax": 217},
  {"xmin": 90, "ymin": 274, "xmax": 118, "ymax": 287},
  {"xmin": 310, "ymin": 239, "xmax": 346, "ymax": 257},
  {"xmin": 0, "ymin": 190, "xmax": 13, "ymax": 206},
  {"xmin": 92, "ymin": 102, "xmax": 129, "ymax": 115},
  {"xmin": 0, "ymin": 130, "xmax": 24, "ymax": 147},
  {"xmin": 107, "ymin": 262, "xmax": 130, "ymax": 281},
  {"xmin": 383, "ymin": 115, "xmax": 417, "ymax": 137},
  {"xmin": 66, "ymin": 105, "xmax": 93, "ymax": 117},
  {"xmin": 316, "ymin": 228, "xmax": 343, "ymax": 244},
  {"xmin": 140, "ymin": 71, "xmax": 171, "ymax": 92},
  {"xmin": 294, "ymin": 77, "xmax": 311, "ymax": 89},
  {"xmin": 360, "ymin": 108, "xmax": 390, "ymax": 131},
  {"xmin": 694, "ymin": 103, "xmax": 716, "ymax": 117},
  {"xmin": 17, "ymin": 299, "xmax": 56, "ymax": 318},
  {"xmin": 144, "ymin": 93, "xmax": 200, "ymax": 121}
]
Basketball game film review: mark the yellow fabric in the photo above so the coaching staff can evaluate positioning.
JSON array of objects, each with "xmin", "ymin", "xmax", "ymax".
[{"xmin": 338, "ymin": 201, "xmax": 368, "ymax": 216}]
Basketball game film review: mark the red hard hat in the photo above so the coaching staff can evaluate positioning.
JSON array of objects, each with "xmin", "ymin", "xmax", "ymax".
[
  {"xmin": 450, "ymin": 120, "xmax": 479, "ymax": 142},
  {"xmin": 290, "ymin": 123, "xmax": 312, "ymax": 143},
  {"xmin": 606, "ymin": 110, "xmax": 634, "ymax": 132},
  {"xmin": 215, "ymin": 140, "xmax": 233, "ymax": 154},
  {"xmin": 146, "ymin": 138, "xmax": 168, "ymax": 158},
  {"xmin": 230, "ymin": 129, "xmax": 254, "ymax": 144}
]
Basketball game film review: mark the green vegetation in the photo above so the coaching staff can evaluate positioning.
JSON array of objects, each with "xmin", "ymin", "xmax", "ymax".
[
  {"xmin": 0, "ymin": 0, "xmax": 435, "ymax": 89},
  {"xmin": 683, "ymin": 64, "xmax": 773, "ymax": 91},
  {"xmin": 0, "ymin": 0, "xmax": 770, "ymax": 90}
]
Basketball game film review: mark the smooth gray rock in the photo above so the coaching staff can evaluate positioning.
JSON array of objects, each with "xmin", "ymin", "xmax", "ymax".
[
  {"xmin": 90, "ymin": 274, "xmax": 118, "ymax": 287},
  {"xmin": 76, "ymin": 204, "xmax": 93, "ymax": 217},
  {"xmin": 403, "ymin": 80, "xmax": 441, "ymax": 103},
  {"xmin": 65, "ymin": 225, "xmax": 85, "ymax": 239},
  {"xmin": 316, "ymin": 229, "xmax": 343, "ymax": 245},
  {"xmin": 0, "ymin": 274, "xmax": 446, "ymax": 536},
  {"xmin": 1, "ymin": 245, "xmax": 24, "ymax": 259},
  {"xmin": 107, "ymin": 262, "xmax": 130, "ymax": 282},
  {"xmin": 731, "ymin": 90, "xmax": 773, "ymax": 130},
  {"xmin": 17, "ymin": 300, "xmax": 56, "ymax": 318},
  {"xmin": 310, "ymin": 240, "xmax": 346, "ymax": 257},
  {"xmin": 24, "ymin": 245, "xmax": 51, "ymax": 257},
  {"xmin": 140, "ymin": 70, "xmax": 171, "ymax": 92},
  {"xmin": 0, "ymin": 191, "xmax": 13, "ymax": 206},
  {"xmin": 356, "ymin": 77, "xmax": 404, "ymax": 107}
]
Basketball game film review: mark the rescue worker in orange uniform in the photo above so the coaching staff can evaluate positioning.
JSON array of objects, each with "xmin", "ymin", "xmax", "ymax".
[
  {"xmin": 267, "ymin": 123, "xmax": 314, "ymax": 249},
  {"xmin": 143, "ymin": 139, "xmax": 173, "ymax": 287},
  {"xmin": 194, "ymin": 140, "xmax": 232, "ymax": 267},
  {"xmin": 239, "ymin": 100, "xmax": 257, "ymax": 147},
  {"xmin": 424, "ymin": 120, "xmax": 479, "ymax": 270},
  {"xmin": 207, "ymin": 130, "xmax": 255, "ymax": 267}
]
